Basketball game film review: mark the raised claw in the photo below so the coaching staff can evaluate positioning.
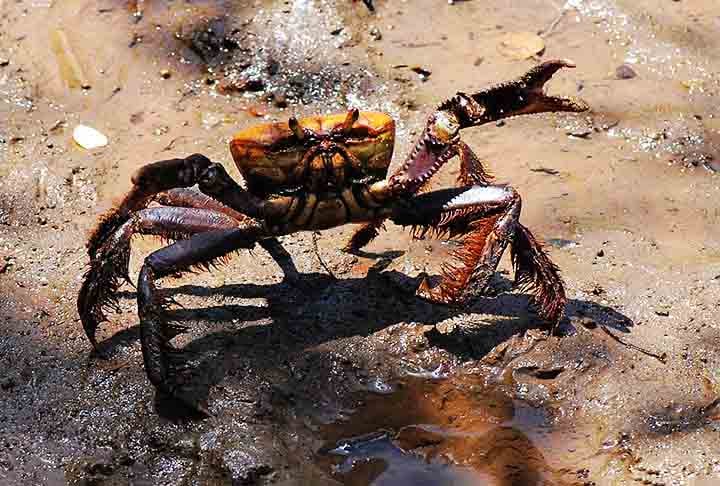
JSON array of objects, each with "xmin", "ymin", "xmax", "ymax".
[
  {"xmin": 515, "ymin": 59, "xmax": 589, "ymax": 115},
  {"xmin": 462, "ymin": 58, "xmax": 589, "ymax": 124},
  {"xmin": 522, "ymin": 59, "xmax": 577, "ymax": 90}
]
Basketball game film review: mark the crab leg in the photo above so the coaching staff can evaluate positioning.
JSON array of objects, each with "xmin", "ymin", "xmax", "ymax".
[
  {"xmin": 456, "ymin": 141, "xmax": 494, "ymax": 186},
  {"xmin": 155, "ymin": 188, "xmax": 301, "ymax": 281},
  {"xmin": 78, "ymin": 207, "xmax": 246, "ymax": 352},
  {"xmin": 87, "ymin": 155, "xmax": 264, "ymax": 259},
  {"xmin": 137, "ymin": 225, "xmax": 264, "ymax": 415},
  {"xmin": 154, "ymin": 188, "xmax": 249, "ymax": 221},
  {"xmin": 344, "ymin": 140, "xmax": 495, "ymax": 253},
  {"xmin": 88, "ymin": 154, "xmax": 213, "ymax": 258},
  {"xmin": 390, "ymin": 184, "xmax": 565, "ymax": 325}
]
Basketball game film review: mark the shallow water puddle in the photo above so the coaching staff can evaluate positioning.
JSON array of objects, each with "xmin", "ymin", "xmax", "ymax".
[{"xmin": 315, "ymin": 374, "xmax": 578, "ymax": 485}]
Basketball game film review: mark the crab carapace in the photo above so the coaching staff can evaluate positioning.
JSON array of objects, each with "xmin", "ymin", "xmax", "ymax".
[{"xmin": 78, "ymin": 60, "xmax": 588, "ymax": 414}]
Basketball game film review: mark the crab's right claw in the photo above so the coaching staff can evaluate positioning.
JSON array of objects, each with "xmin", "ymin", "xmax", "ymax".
[
  {"xmin": 459, "ymin": 59, "xmax": 589, "ymax": 128},
  {"xmin": 516, "ymin": 59, "xmax": 589, "ymax": 114}
]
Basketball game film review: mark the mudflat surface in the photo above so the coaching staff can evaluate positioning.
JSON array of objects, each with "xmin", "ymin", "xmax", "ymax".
[{"xmin": 1, "ymin": 0, "xmax": 719, "ymax": 484}]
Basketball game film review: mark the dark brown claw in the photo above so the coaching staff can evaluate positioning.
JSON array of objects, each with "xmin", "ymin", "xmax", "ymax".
[
  {"xmin": 513, "ymin": 59, "xmax": 589, "ymax": 115},
  {"xmin": 458, "ymin": 58, "xmax": 589, "ymax": 128}
]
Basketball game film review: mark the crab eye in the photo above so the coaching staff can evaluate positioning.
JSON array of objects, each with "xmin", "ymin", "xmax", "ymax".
[{"xmin": 288, "ymin": 117, "xmax": 305, "ymax": 141}]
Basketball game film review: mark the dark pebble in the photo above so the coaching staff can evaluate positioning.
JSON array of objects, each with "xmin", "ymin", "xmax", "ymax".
[
  {"xmin": 85, "ymin": 460, "xmax": 115, "ymax": 476},
  {"xmin": 0, "ymin": 377, "xmax": 16, "ymax": 390},
  {"xmin": 272, "ymin": 91, "xmax": 288, "ymax": 108},
  {"xmin": 615, "ymin": 64, "xmax": 637, "ymax": 80}
]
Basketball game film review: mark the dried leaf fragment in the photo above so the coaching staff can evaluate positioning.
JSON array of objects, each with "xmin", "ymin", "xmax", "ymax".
[{"xmin": 498, "ymin": 32, "xmax": 545, "ymax": 60}]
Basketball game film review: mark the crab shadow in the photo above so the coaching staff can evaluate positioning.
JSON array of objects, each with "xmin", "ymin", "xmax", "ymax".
[{"xmin": 103, "ymin": 257, "xmax": 633, "ymax": 418}]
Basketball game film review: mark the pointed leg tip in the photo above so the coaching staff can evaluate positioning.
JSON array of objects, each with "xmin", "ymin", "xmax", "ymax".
[
  {"xmin": 415, "ymin": 276, "xmax": 453, "ymax": 305},
  {"xmin": 196, "ymin": 404, "xmax": 213, "ymax": 418},
  {"xmin": 553, "ymin": 58, "xmax": 576, "ymax": 68},
  {"xmin": 90, "ymin": 340, "xmax": 110, "ymax": 360}
]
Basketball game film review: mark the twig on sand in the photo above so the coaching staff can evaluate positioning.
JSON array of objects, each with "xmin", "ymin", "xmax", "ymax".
[
  {"xmin": 539, "ymin": 1, "xmax": 568, "ymax": 38},
  {"xmin": 312, "ymin": 231, "xmax": 336, "ymax": 280},
  {"xmin": 599, "ymin": 326, "xmax": 667, "ymax": 364}
]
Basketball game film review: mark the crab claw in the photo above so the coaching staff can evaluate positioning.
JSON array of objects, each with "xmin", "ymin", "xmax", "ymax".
[
  {"xmin": 513, "ymin": 59, "xmax": 589, "ymax": 114},
  {"xmin": 456, "ymin": 59, "xmax": 589, "ymax": 128}
]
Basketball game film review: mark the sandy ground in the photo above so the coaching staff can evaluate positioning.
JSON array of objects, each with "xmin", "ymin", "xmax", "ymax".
[{"xmin": 1, "ymin": 0, "xmax": 720, "ymax": 484}]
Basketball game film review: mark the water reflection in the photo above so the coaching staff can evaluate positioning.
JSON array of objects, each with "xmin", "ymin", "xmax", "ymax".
[{"xmin": 316, "ymin": 375, "xmax": 575, "ymax": 486}]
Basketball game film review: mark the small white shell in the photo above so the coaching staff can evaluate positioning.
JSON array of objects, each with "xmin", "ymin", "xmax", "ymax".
[{"xmin": 73, "ymin": 124, "xmax": 108, "ymax": 149}]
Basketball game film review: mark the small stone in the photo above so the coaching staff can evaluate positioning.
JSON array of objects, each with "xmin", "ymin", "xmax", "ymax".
[
  {"xmin": 114, "ymin": 451, "xmax": 134, "ymax": 466},
  {"xmin": 596, "ymin": 249, "xmax": 605, "ymax": 257},
  {"xmin": 369, "ymin": 26, "xmax": 382, "ymax": 41},
  {"xmin": 39, "ymin": 277, "xmax": 49, "ymax": 286},
  {"xmin": 272, "ymin": 91, "xmax": 288, "ymax": 108},
  {"xmin": 159, "ymin": 69, "xmax": 171, "ymax": 79},
  {"xmin": 0, "ymin": 58, "xmax": 9, "ymax": 67},
  {"xmin": 73, "ymin": 124, "xmax": 108, "ymax": 150},
  {"xmin": 655, "ymin": 307, "xmax": 670, "ymax": 317},
  {"xmin": 567, "ymin": 128, "xmax": 592, "ymax": 138},
  {"xmin": 615, "ymin": 64, "xmax": 637, "ymax": 80},
  {"xmin": 410, "ymin": 66, "xmax": 431, "ymax": 81},
  {"xmin": 0, "ymin": 377, "xmax": 15, "ymax": 390},
  {"xmin": 85, "ymin": 459, "xmax": 115, "ymax": 476}
]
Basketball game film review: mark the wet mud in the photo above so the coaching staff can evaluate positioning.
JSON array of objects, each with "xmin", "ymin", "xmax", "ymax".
[{"xmin": 2, "ymin": 0, "xmax": 720, "ymax": 485}]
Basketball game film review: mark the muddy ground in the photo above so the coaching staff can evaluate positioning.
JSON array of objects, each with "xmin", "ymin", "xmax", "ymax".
[{"xmin": 1, "ymin": 0, "xmax": 720, "ymax": 484}]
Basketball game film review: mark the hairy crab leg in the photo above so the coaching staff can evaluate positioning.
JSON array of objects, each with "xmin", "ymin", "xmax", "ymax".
[
  {"xmin": 137, "ymin": 225, "xmax": 265, "ymax": 415},
  {"xmin": 390, "ymin": 184, "xmax": 565, "ymax": 325},
  {"xmin": 78, "ymin": 207, "xmax": 246, "ymax": 353},
  {"xmin": 343, "ymin": 219, "xmax": 386, "ymax": 253},
  {"xmin": 154, "ymin": 188, "xmax": 300, "ymax": 282},
  {"xmin": 456, "ymin": 141, "xmax": 494, "ymax": 186},
  {"xmin": 87, "ymin": 155, "xmax": 264, "ymax": 259},
  {"xmin": 88, "ymin": 154, "xmax": 212, "ymax": 258},
  {"xmin": 154, "ymin": 188, "xmax": 248, "ymax": 221}
]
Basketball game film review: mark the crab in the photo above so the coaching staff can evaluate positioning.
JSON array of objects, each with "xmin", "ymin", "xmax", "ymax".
[{"xmin": 78, "ymin": 60, "xmax": 588, "ymax": 414}]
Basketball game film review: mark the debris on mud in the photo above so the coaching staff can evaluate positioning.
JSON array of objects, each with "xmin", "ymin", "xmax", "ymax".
[
  {"xmin": 72, "ymin": 125, "xmax": 109, "ymax": 150},
  {"xmin": 497, "ymin": 31, "xmax": 546, "ymax": 60},
  {"xmin": 615, "ymin": 63, "xmax": 638, "ymax": 80}
]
